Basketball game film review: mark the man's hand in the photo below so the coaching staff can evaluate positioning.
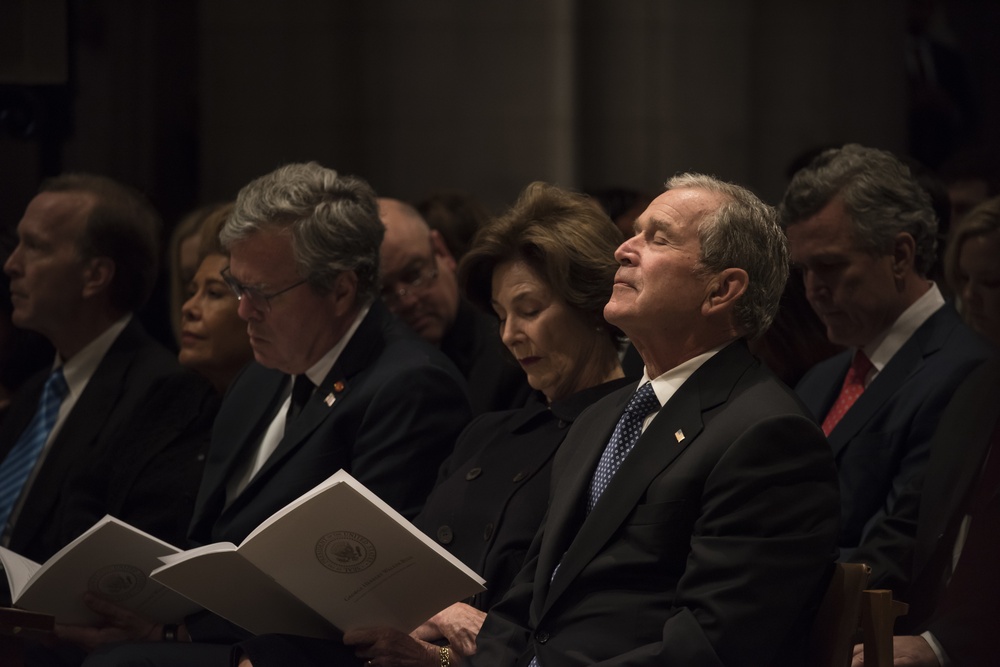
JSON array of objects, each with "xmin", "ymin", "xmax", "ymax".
[
  {"xmin": 53, "ymin": 593, "xmax": 161, "ymax": 652},
  {"xmin": 850, "ymin": 635, "xmax": 941, "ymax": 667},
  {"xmin": 343, "ymin": 626, "xmax": 439, "ymax": 667},
  {"xmin": 412, "ymin": 603, "xmax": 486, "ymax": 659}
]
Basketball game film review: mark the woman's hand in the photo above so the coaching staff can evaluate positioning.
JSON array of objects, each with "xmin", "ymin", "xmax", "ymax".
[
  {"xmin": 54, "ymin": 593, "xmax": 162, "ymax": 652},
  {"xmin": 412, "ymin": 603, "xmax": 486, "ymax": 659},
  {"xmin": 343, "ymin": 627, "xmax": 439, "ymax": 667}
]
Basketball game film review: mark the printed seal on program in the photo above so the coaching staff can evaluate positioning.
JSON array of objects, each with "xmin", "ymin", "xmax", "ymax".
[
  {"xmin": 315, "ymin": 530, "xmax": 377, "ymax": 573},
  {"xmin": 87, "ymin": 564, "xmax": 146, "ymax": 601}
]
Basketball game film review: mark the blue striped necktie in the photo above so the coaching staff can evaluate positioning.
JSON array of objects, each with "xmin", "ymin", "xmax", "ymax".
[{"xmin": 0, "ymin": 368, "xmax": 69, "ymax": 531}]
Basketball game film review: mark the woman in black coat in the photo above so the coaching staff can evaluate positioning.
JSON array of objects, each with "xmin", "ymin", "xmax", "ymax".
[{"xmin": 237, "ymin": 182, "xmax": 630, "ymax": 667}]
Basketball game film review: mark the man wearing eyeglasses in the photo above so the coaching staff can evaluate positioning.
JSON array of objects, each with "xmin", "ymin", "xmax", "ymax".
[
  {"xmin": 71, "ymin": 163, "xmax": 472, "ymax": 666},
  {"xmin": 379, "ymin": 198, "xmax": 530, "ymax": 414}
]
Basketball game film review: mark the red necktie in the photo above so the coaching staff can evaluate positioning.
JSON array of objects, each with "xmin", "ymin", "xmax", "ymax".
[{"xmin": 821, "ymin": 350, "xmax": 873, "ymax": 436}]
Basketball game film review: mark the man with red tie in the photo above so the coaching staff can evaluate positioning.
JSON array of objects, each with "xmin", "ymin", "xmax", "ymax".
[{"xmin": 780, "ymin": 144, "xmax": 994, "ymax": 569}]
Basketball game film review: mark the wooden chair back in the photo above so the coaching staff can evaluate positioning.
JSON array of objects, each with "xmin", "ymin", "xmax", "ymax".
[{"xmin": 807, "ymin": 562, "xmax": 871, "ymax": 667}]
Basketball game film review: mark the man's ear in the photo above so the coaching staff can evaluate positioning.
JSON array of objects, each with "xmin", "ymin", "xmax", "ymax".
[
  {"xmin": 702, "ymin": 268, "xmax": 748, "ymax": 316},
  {"xmin": 891, "ymin": 232, "xmax": 917, "ymax": 280},
  {"xmin": 430, "ymin": 229, "xmax": 457, "ymax": 271},
  {"xmin": 329, "ymin": 270, "xmax": 359, "ymax": 316},
  {"xmin": 81, "ymin": 256, "xmax": 115, "ymax": 299}
]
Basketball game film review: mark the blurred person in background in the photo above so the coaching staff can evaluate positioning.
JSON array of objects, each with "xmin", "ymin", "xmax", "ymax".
[
  {"xmin": 178, "ymin": 203, "xmax": 254, "ymax": 393},
  {"xmin": 944, "ymin": 195, "xmax": 1000, "ymax": 346}
]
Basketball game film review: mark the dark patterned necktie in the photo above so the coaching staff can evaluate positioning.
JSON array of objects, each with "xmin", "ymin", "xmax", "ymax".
[
  {"xmin": 284, "ymin": 374, "xmax": 314, "ymax": 435},
  {"xmin": 527, "ymin": 384, "xmax": 660, "ymax": 667},
  {"xmin": 587, "ymin": 382, "xmax": 660, "ymax": 513}
]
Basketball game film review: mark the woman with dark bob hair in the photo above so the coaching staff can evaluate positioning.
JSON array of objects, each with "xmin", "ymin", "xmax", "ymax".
[{"xmin": 234, "ymin": 182, "xmax": 631, "ymax": 667}]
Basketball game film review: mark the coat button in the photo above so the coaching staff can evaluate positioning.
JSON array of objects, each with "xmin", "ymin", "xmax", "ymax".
[
  {"xmin": 536, "ymin": 630, "xmax": 549, "ymax": 643},
  {"xmin": 483, "ymin": 522, "xmax": 494, "ymax": 541},
  {"xmin": 465, "ymin": 467, "xmax": 482, "ymax": 480},
  {"xmin": 557, "ymin": 420, "xmax": 568, "ymax": 429},
  {"xmin": 512, "ymin": 470, "xmax": 528, "ymax": 483},
  {"xmin": 436, "ymin": 526, "xmax": 453, "ymax": 544}
]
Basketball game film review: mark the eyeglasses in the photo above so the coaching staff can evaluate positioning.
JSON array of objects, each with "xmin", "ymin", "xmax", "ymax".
[
  {"xmin": 221, "ymin": 266, "xmax": 307, "ymax": 313},
  {"xmin": 380, "ymin": 257, "xmax": 439, "ymax": 305}
]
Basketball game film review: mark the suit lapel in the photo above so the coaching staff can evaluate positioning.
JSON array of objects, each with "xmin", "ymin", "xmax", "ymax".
[
  {"xmin": 535, "ymin": 387, "xmax": 631, "ymax": 593},
  {"xmin": 212, "ymin": 368, "xmax": 287, "ymax": 485},
  {"xmin": 237, "ymin": 305, "xmax": 387, "ymax": 495},
  {"xmin": 14, "ymin": 324, "xmax": 144, "ymax": 544},
  {"xmin": 827, "ymin": 307, "xmax": 956, "ymax": 456},
  {"xmin": 540, "ymin": 342, "xmax": 754, "ymax": 617}
]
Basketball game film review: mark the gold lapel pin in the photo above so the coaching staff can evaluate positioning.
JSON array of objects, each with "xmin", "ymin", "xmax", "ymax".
[
  {"xmin": 675, "ymin": 429, "xmax": 685, "ymax": 443},
  {"xmin": 325, "ymin": 381, "xmax": 345, "ymax": 407}
]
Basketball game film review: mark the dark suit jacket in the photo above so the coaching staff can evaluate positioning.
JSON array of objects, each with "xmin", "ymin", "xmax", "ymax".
[
  {"xmin": 189, "ymin": 302, "xmax": 473, "ymax": 548},
  {"xmin": 796, "ymin": 305, "xmax": 994, "ymax": 556},
  {"xmin": 57, "ymin": 373, "xmax": 219, "ymax": 552},
  {"xmin": 416, "ymin": 377, "xmax": 634, "ymax": 612},
  {"xmin": 440, "ymin": 299, "xmax": 532, "ymax": 415},
  {"xmin": 233, "ymin": 378, "xmax": 635, "ymax": 667},
  {"xmin": 0, "ymin": 319, "xmax": 212, "ymax": 562},
  {"xmin": 850, "ymin": 357, "xmax": 999, "ymax": 665},
  {"xmin": 470, "ymin": 341, "xmax": 841, "ymax": 667}
]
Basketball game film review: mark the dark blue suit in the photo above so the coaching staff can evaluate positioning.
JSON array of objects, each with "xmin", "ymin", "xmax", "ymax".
[
  {"xmin": 796, "ymin": 305, "xmax": 994, "ymax": 557},
  {"xmin": 470, "ymin": 341, "xmax": 840, "ymax": 667},
  {"xmin": 190, "ymin": 301, "xmax": 472, "ymax": 547},
  {"xmin": 83, "ymin": 304, "xmax": 473, "ymax": 667},
  {"xmin": 0, "ymin": 319, "xmax": 212, "ymax": 563}
]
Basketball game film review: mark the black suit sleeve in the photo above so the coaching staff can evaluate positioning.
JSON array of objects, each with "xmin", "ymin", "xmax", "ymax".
[{"xmin": 347, "ymin": 362, "xmax": 471, "ymax": 520}]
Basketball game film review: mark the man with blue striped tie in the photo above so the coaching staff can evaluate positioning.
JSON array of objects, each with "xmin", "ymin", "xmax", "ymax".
[{"xmin": 0, "ymin": 174, "xmax": 213, "ymax": 566}]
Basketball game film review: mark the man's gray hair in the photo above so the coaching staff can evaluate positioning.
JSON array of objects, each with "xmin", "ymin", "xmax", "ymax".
[
  {"xmin": 667, "ymin": 173, "xmax": 788, "ymax": 340},
  {"xmin": 778, "ymin": 144, "xmax": 938, "ymax": 275},
  {"xmin": 221, "ymin": 162, "xmax": 384, "ymax": 302}
]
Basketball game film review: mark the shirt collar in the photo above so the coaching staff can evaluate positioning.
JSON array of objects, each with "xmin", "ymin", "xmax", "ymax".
[
  {"xmin": 56, "ymin": 315, "xmax": 132, "ymax": 399},
  {"xmin": 641, "ymin": 341, "xmax": 728, "ymax": 409},
  {"xmin": 863, "ymin": 282, "xmax": 945, "ymax": 373},
  {"xmin": 299, "ymin": 302, "xmax": 371, "ymax": 387}
]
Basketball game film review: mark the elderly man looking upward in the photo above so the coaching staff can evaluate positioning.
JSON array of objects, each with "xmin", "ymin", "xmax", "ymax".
[
  {"xmin": 70, "ymin": 163, "xmax": 471, "ymax": 667},
  {"xmin": 378, "ymin": 198, "xmax": 530, "ymax": 413},
  {"xmin": 780, "ymin": 144, "xmax": 994, "ymax": 573},
  {"xmin": 466, "ymin": 174, "xmax": 840, "ymax": 667}
]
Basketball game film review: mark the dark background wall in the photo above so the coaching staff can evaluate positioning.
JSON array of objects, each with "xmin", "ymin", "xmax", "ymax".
[{"xmin": 2, "ymin": 0, "xmax": 997, "ymax": 232}]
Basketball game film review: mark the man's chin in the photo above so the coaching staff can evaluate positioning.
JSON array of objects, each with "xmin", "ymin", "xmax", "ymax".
[
  {"xmin": 411, "ymin": 319, "xmax": 444, "ymax": 345},
  {"xmin": 603, "ymin": 300, "xmax": 631, "ymax": 329}
]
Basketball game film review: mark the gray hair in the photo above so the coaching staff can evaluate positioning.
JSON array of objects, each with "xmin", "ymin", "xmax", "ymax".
[
  {"xmin": 221, "ymin": 162, "xmax": 384, "ymax": 302},
  {"xmin": 778, "ymin": 144, "xmax": 938, "ymax": 275},
  {"xmin": 666, "ymin": 173, "xmax": 788, "ymax": 340}
]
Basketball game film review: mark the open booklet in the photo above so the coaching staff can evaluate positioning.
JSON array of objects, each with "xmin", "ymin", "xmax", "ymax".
[
  {"xmin": 0, "ymin": 516, "xmax": 199, "ymax": 625},
  {"xmin": 149, "ymin": 469, "xmax": 487, "ymax": 639}
]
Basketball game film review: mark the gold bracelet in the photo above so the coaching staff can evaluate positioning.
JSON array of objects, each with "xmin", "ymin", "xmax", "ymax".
[{"xmin": 438, "ymin": 646, "xmax": 451, "ymax": 667}]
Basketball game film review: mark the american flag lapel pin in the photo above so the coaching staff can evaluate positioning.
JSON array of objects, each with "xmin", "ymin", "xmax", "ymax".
[
  {"xmin": 325, "ymin": 381, "xmax": 346, "ymax": 407},
  {"xmin": 674, "ymin": 429, "xmax": 685, "ymax": 443}
]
